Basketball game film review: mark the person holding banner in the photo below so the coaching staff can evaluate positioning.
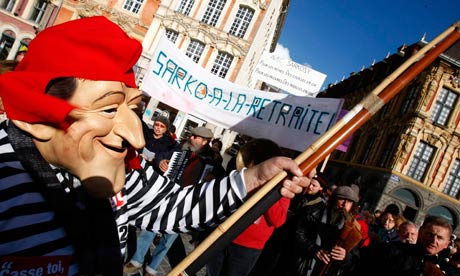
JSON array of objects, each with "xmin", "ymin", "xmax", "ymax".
[{"xmin": 0, "ymin": 16, "xmax": 313, "ymax": 276}]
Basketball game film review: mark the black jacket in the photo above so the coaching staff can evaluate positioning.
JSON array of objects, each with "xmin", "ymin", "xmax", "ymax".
[{"xmin": 357, "ymin": 242, "xmax": 460, "ymax": 276}]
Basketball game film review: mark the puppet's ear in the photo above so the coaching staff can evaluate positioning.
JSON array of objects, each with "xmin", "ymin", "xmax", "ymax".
[{"xmin": 12, "ymin": 120, "xmax": 56, "ymax": 141}]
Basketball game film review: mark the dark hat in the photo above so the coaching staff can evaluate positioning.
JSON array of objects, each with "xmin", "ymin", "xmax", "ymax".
[
  {"xmin": 334, "ymin": 185, "xmax": 359, "ymax": 203},
  {"xmin": 191, "ymin": 127, "xmax": 213, "ymax": 139},
  {"xmin": 154, "ymin": 116, "xmax": 170, "ymax": 128},
  {"xmin": 313, "ymin": 173, "xmax": 328, "ymax": 188}
]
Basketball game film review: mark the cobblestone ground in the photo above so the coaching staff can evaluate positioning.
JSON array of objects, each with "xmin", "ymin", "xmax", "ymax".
[{"xmin": 124, "ymin": 233, "xmax": 206, "ymax": 276}]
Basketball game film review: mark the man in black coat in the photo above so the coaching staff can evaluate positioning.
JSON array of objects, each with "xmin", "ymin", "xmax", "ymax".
[{"xmin": 358, "ymin": 215, "xmax": 460, "ymax": 276}]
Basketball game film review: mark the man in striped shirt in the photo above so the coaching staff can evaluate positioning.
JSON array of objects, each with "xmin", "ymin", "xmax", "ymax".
[{"xmin": 0, "ymin": 17, "xmax": 313, "ymax": 276}]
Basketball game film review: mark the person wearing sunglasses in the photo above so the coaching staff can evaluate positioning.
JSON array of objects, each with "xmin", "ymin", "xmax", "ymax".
[{"xmin": 142, "ymin": 115, "xmax": 180, "ymax": 173}]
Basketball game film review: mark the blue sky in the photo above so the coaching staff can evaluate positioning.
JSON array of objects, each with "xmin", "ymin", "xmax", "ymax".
[{"xmin": 275, "ymin": 0, "xmax": 459, "ymax": 90}]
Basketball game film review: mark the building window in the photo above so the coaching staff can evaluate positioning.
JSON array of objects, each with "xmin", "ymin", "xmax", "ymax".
[
  {"xmin": 427, "ymin": 206, "xmax": 457, "ymax": 228},
  {"xmin": 30, "ymin": 0, "xmax": 48, "ymax": 24},
  {"xmin": 211, "ymin": 51, "xmax": 232, "ymax": 79},
  {"xmin": 407, "ymin": 141, "xmax": 435, "ymax": 181},
  {"xmin": 229, "ymin": 6, "xmax": 254, "ymax": 38},
  {"xmin": 430, "ymin": 87, "xmax": 457, "ymax": 126},
  {"xmin": 379, "ymin": 134, "xmax": 397, "ymax": 167},
  {"xmin": 123, "ymin": 0, "xmax": 143, "ymax": 14},
  {"xmin": 177, "ymin": 0, "xmax": 194, "ymax": 16},
  {"xmin": 165, "ymin": 29, "xmax": 179, "ymax": 43},
  {"xmin": 0, "ymin": 32, "xmax": 14, "ymax": 60},
  {"xmin": 444, "ymin": 159, "xmax": 460, "ymax": 198},
  {"xmin": 393, "ymin": 188, "xmax": 419, "ymax": 207},
  {"xmin": 185, "ymin": 40, "xmax": 204, "ymax": 63},
  {"xmin": 0, "ymin": 0, "xmax": 15, "ymax": 12},
  {"xmin": 400, "ymin": 84, "xmax": 418, "ymax": 114},
  {"xmin": 201, "ymin": 0, "xmax": 225, "ymax": 27}
]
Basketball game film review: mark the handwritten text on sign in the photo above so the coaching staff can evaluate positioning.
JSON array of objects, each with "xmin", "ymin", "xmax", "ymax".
[{"xmin": 142, "ymin": 37, "xmax": 343, "ymax": 151}]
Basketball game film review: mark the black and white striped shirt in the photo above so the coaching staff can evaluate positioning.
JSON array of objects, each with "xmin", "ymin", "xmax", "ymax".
[{"xmin": 0, "ymin": 121, "xmax": 247, "ymax": 275}]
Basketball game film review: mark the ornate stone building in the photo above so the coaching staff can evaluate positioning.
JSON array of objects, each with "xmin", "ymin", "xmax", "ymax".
[
  {"xmin": 133, "ymin": 0, "xmax": 289, "ymax": 150},
  {"xmin": 321, "ymin": 39, "xmax": 460, "ymax": 234},
  {"xmin": 0, "ymin": 0, "xmax": 160, "ymax": 59}
]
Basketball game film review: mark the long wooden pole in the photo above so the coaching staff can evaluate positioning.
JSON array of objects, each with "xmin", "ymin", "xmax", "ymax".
[{"xmin": 168, "ymin": 22, "xmax": 460, "ymax": 276}]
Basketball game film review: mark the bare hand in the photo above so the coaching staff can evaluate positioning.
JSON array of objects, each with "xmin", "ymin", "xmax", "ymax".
[
  {"xmin": 316, "ymin": 249, "xmax": 331, "ymax": 264},
  {"xmin": 330, "ymin": 246, "xmax": 346, "ymax": 261},
  {"xmin": 159, "ymin": 159, "xmax": 169, "ymax": 172},
  {"xmin": 243, "ymin": 157, "xmax": 315, "ymax": 198}
]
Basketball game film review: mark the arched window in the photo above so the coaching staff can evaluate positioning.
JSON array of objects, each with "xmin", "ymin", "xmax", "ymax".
[
  {"xmin": 393, "ymin": 188, "xmax": 419, "ymax": 207},
  {"xmin": 0, "ymin": 30, "xmax": 15, "ymax": 60},
  {"xmin": 427, "ymin": 205, "xmax": 457, "ymax": 229}
]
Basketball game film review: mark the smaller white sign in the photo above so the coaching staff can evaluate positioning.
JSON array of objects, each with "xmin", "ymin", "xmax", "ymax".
[{"xmin": 252, "ymin": 52, "xmax": 327, "ymax": 96}]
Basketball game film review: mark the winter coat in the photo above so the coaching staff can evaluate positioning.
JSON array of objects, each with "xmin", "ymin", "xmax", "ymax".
[{"xmin": 357, "ymin": 242, "xmax": 460, "ymax": 276}]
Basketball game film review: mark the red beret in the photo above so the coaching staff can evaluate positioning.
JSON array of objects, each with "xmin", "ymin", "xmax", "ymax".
[{"xmin": 0, "ymin": 16, "xmax": 142, "ymax": 129}]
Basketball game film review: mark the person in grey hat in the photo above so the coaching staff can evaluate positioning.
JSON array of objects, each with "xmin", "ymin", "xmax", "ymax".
[
  {"xmin": 191, "ymin": 126, "xmax": 213, "ymax": 139},
  {"xmin": 282, "ymin": 184, "xmax": 362, "ymax": 276},
  {"xmin": 334, "ymin": 185, "xmax": 360, "ymax": 203},
  {"xmin": 153, "ymin": 126, "xmax": 226, "ymax": 271}
]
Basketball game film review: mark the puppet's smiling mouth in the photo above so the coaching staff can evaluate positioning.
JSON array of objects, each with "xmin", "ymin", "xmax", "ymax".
[{"xmin": 102, "ymin": 143, "xmax": 126, "ymax": 153}]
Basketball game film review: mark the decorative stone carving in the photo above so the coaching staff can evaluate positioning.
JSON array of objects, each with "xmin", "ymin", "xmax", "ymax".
[
  {"xmin": 76, "ymin": 0, "xmax": 147, "ymax": 34},
  {"xmin": 450, "ymin": 73, "xmax": 460, "ymax": 88},
  {"xmin": 252, "ymin": 0, "xmax": 267, "ymax": 9}
]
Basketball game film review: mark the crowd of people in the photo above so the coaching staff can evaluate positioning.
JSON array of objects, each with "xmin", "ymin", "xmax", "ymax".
[
  {"xmin": 0, "ymin": 16, "xmax": 460, "ymax": 276},
  {"xmin": 122, "ymin": 107, "xmax": 460, "ymax": 276}
]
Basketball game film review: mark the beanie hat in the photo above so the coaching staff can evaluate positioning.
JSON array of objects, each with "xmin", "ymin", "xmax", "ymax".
[
  {"xmin": 191, "ymin": 127, "xmax": 213, "ymax": 139},
  {"xmin": 0, "ymin": 16, "xmax": 142, "ymax": 129},
  {"xmin": 334, "ymin": 185, "xmax": 359, "ymax": 203},
  {"xmin": 154, "ymin": 116, "xmax": 170, "ymax": 129},
  {"xmin": 313, "ymin": 173, "xmax": 328, "ymax": 188}
]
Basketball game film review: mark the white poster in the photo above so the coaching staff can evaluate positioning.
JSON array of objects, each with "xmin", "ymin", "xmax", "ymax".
[
  {"xmin": 252, "ymin": 52, "xmax": 327, "ymax": 96},
  {"xmin": 141, "ymin": 37, "xmax": 343, "ymax": 152}
]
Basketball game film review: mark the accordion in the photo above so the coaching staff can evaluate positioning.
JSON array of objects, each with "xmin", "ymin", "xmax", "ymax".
[{"xmin": 164, "ymin": 150, "xmax": 215, "ymax": 186}]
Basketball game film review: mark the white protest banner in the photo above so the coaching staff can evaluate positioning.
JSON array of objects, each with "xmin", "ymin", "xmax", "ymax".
[{"xmin": 141, "ymin": 37, "xmax": 343, "ymax": 152}]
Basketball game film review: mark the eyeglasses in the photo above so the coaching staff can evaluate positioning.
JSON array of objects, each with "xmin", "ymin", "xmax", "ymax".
[{"xmin": 154, "ymin": 122, "xmax": 166, "ymax": 129}]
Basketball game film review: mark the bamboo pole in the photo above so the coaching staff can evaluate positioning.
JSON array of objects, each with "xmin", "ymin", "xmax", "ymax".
[{"xmin": 168, "ymin": 22, "xmax": 460, "ymax": 276}]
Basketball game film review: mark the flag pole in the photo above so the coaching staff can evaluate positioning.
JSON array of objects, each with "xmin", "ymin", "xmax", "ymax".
[{"xmin": 167, "ymin": 22, "xmax": 460, "ymax": 276}]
